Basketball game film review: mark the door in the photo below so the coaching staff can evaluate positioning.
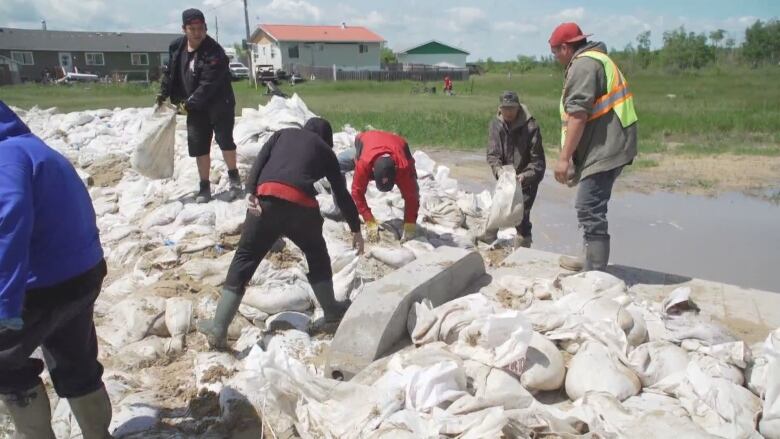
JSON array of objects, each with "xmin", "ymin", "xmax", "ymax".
[{"xmin": 58, "ymin": 52, "xmax": 73, "ymax": 73}]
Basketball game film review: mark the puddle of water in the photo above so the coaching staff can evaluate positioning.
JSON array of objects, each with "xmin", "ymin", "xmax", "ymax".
[{"xmin": 428, "ymin": 150, "xmax": 780, "ymax": 292}]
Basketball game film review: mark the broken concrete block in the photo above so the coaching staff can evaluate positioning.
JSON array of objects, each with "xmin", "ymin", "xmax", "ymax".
[{"xmin": 326, "ymin": 246, "xmax": 486, "ymax": 380}]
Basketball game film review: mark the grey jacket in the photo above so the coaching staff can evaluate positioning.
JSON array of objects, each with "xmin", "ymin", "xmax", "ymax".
[
  {"xmin": 486, "ymin": 104, "xmax": 546, "ymax": 187},
  {"xmin": 563, "ymin": 41, "xmax": 637, "ymax": 180}
]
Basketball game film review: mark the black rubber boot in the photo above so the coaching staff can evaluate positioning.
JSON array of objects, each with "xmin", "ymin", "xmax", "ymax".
[
  {"xmin": 584, "ymin": 235, "xmax": 610, "ymax": 272},
  {"xmin": 310, "ymin": 280, "xmax": 351, "ymax": 323},
  {"xmin": 195, "ymin": 180, "xmax": 211, "ymax": 204},
  {"xmin": 1, "ymin": 382, "xmax": 56, "ymax": 439},
  {"xmin": 68, "ymin": 386, "xmax": 113, "ymax": 439},
  {"xmin": 197, "ymin": 287, "xmax": 243, "ymax": 350}
]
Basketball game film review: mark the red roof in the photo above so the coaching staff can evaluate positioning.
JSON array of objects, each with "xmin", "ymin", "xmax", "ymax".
[{"xmin": 258, "ymin": 24, "xmax": 384, "ymax": 43}]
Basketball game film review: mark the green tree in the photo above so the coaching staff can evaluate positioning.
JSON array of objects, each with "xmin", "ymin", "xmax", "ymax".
[
  {"xmin": 515, "ymin": 55, "xmax": 536, "ymax": 73},
  {"xmin": 742, "ymin": 19, "xmax": 780, "ymax": 66},
  {"xmin": 661, "ymin": 27, "xmax": 715, "ymax": 69},
  {"xmin": 380, "ymin": 47, "xmax": 397, "ymax": 65},
  {"xmin": 709, "ymin": 29, "xmax": 726, "ymax": 47},
  {"xmin": 636, "ymin": 30, "xmax": 653, "ymax": 68}
]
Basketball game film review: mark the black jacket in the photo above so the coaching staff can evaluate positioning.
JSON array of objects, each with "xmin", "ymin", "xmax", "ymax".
[
  {"xmin": 245, "ymin": 120, "xmax": 361, "ymax": 233},
  {"xmin": 159, "ymin": 35, "xmax": 235, "ymax": 112}
]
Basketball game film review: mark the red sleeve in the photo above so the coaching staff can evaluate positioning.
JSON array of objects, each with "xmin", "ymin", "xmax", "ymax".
[
  {"xmin": 351, "ymin": 160, "xmax": 374, "ymax": 223},
  {"xmin": 396, "ymin": 166, "xmax": 419, "ymax": 224}
]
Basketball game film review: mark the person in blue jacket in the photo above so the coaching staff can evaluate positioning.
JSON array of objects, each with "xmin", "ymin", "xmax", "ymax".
[{"xmin": 0, "ymin": 101, "xmax": 112, "ymax": 438}]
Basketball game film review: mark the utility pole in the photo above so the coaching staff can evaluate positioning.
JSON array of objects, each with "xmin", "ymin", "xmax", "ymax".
[
  {"xmin": 243, "ymin": 0, "xmax": 254, "ymax": 84},
  {"xmin": 215, "ymin": 15, "xmax": 219, "ymax": 43}
]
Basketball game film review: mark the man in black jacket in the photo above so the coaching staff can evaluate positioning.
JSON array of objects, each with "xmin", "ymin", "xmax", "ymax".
[
  {"xmin": 197, "ymin": 118, "xmax": 364, "ymax": 349},
  {"xmin": 157, "ymin": 8, "xmax": 240, "ymax": 203}
]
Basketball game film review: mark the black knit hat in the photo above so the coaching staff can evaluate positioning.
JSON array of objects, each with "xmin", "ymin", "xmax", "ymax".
[
  {"xmin": 182, "ymin": 8, "xmax": 206, "ymax": 26},
  {"xmin": 373, "ymin": 155, "xmax": 396, "ymax": 192}
]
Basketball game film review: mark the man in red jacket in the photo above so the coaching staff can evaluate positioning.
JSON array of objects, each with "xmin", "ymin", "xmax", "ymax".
[{"xmin": 351, "ymin": 130, "xmax": 419, "ymax": 243}]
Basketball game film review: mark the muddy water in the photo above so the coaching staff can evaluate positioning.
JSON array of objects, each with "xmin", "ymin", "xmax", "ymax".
[{"xmin": 428, "ymin": 150, "xmax": 780, "ymax": 292}]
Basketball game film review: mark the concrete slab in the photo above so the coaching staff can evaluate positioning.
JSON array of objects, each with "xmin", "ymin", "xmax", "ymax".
[
  {"xmin": 498, "ymin": 247, "xmax": 780, "ymax": 342},
  {"xmin": 326, "ymin": 246, "xmax": 487, "ymax": 380}
]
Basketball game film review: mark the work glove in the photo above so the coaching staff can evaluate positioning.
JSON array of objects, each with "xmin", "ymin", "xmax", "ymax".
[
  {"xmin": 352, "ymin": 232, "xmax": 365, "ymax": 255},
  {"xmin": 246, "ymin": 194, "xmax": 262, "ymax": 217},
  {"xmin": 401, "ymin": 223, "xmax": 416, "ymax": 243},
  {"xmin": 155, "ymin": 94, "xmax": 167, "ymax": 107},
  {"xmin": 365, "ymin": 220, "xmax": 380, "ymax": 243},
  {"xmin": 176, "ymin": 101, "xmax": 188, "ymax": 115},
  {"xmin": 0, "ymin": 318, "xmax": 23, "ymax": 331}
]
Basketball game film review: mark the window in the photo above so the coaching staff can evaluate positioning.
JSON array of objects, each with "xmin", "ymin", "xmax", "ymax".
[
  {"xmin": 11, "ymin": 51, "xmax": 34, "ymax": 65},
  {"xmin": 131, "ymin": 53, "xmax": 149, "ymax": 66},
  {"xmin": 359, "ymin": 44, "xmax": 368, "ymax": 54},
  {"xmin": 160, "ymin": 53, "xmax": 170, "ymax": 66},
  {"xmin": 85, "ymin": 52, "xmax": 105, "ymax": 66},
  {"xmin": 288, "ymin": 45, "xmax": 299, "ymax": 59}
]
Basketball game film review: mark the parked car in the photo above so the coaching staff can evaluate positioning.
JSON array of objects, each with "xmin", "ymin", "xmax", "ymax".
[
  {"xmin": 255, "ymin": 64, "xmax": 277, "ymax": 83},
  {"xmin": 229, "ymin": 62, "xmax": 250, "ymax": 80}
]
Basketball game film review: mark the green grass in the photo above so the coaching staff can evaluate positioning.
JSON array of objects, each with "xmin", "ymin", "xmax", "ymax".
[{"xmin": 1, "ymin": 67, "xmax": 779, "ymax": 156}]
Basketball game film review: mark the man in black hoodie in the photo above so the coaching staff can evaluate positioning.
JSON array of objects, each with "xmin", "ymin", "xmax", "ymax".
[
  {"xmin": 157, "ymin": 8, "xmax": 240, "ymax": 203},
  {"xmin": 198, "ymin": 118, "xmax": 364, "ymax": 349}
]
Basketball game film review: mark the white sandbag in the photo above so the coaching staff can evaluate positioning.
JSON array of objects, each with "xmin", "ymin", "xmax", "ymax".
[
  {"xmin": 100, "ymin": 295, "xmax": 166, "ymax": 349},
  {"xmin": 141, "ymin": 201, "xmax": 183, "ymax": 230},
  {"xmin": 423, "ymin": 197, "xmax": 465, "ymax": 229},
  {"xmin": 333, "ymin": 256, "xmax": 360, "ymax": 302},
  {"xmin": 627, "ymin": 341, "xmax": 689, "ymax": 387},
  {"xmin": 180, "ymin": 251, "xmax": 234, "ymax": 286},
  {"xmin": 520, "ymin": 300, "xmax": 567, "ymax": 333},
  {"xmin": 482, "ymin": 166, "xmax": 523, "ymax": 232},
  {"xmin": 402, "ymin": 361, "xmax": 468, "ymax": 412},
  {"xmin": 675, "ymin": 361, "xmax": 762, "ymax": 438},
  {"xmin": 194, "ymin": 352, "xmax": 240, "ymax": 393},
  {"xmin": 690, "ymin": 352, "xmax": 745, "ymax": 385},
  {"xmin": 213, "ymin": 200, "xmax": 246, "ymax": 236},
  {"xmin": 110, "ymin": 391, "xmax": 160, "ymax": 437},
  {"xmin": 558, "ymin": 270, "xmax": 627, "ymax": 298},
  {"xmin": 164, "ymin": 297, "xmax": 194, "ymax": 353},
  {"xmin": 413, "ymin": 150, "xmax": 436, "ymax": 178},
  {"xmin": 760, "ymin": 328, "xmax": 780, "ymax": 438},
  {"xmin": 265, "ymin": 312, "xmax": 311, "ymax": 332},
  {"xmin": 131, "ymin": 105, "xmax": 176, "ymax": 179},
  {"xmin": 565, "ymin": 341, "xmax": 641, "ymax": 401},
  {"xmin": 625, "ymin": 305, "xmax": 649, "ymax": 347},
  {"xmin": 242, "ymin": 281, "xmax": 312, "ymax": 315},
  {"xmin": 132, "ymin": 246, "xmax": 179, "ymax": 286},
  {"xmin": 410, "ymin": 294, "xmax": 503, "ymax": 346},
  {"xmin": 453, "ymin": 310, "xmax": 533, "ymax": 371},
  {"xmin": 368, "ymin": 246, "xmax": 417, "ymax": 268},
  {"xmin": 521, "ymin": 332, "xmax": 566, "ymax": 392},
  {"xmin": 117, "ymin": 336, "xmax": 168, "ymax": 368},
  {"xmin": 681, "ymin": 339, "xmax": 752, "ymax": 369}
]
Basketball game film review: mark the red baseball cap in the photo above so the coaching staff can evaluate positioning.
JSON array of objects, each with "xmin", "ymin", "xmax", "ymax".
[{"xmin": 548, "ymin": 22, "xmax": 592, "ymax": 46}]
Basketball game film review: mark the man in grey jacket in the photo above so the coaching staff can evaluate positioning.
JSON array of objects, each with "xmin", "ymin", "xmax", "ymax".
[
  {"xmin": 549, "ymin": 22, "xmax": 638, "ymax": 271},
  {"xmin": 482, "ymin": 91, "xmax": 546, "ymax": 247}
]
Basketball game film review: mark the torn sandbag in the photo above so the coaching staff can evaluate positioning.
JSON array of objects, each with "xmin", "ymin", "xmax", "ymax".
[
  {"xmin": 481, "ymin": 166, "xmax": 523, "ymax": 235},
  {"xmin": 627, "ymin": 341, "xmax": 689, "ymax": 387},
  {"xmin": 368, "ymin": 246, "xmax": 417, "ymax": 268},
  {"xmin": 131, "ymin": 104, "xmax": 176, "ymax": 179},
  {"xmin": 521, "ymin": 332, "xmax": 565, "ymax": 393}
]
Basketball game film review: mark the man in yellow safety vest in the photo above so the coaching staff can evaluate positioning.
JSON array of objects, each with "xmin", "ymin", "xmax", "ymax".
[{"xmin": 549, "ymin": 22, "xmax": 638, "ymax": 272}]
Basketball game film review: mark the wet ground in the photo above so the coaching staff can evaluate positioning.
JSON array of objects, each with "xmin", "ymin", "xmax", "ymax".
[{"xmin": 429, "ymin": 150, "xmax": 780, "ymax": 292}]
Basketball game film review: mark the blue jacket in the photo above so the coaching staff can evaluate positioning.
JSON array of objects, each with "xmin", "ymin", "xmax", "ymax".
[{"xmin": 0, "ymin": 101, "xmax": 103, "ymax": 320}]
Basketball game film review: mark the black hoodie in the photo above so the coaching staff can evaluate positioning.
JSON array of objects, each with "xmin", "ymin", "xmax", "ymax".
[{"xmin": 245, "ymin": 118, "xmax": 360, "ymax": 232}]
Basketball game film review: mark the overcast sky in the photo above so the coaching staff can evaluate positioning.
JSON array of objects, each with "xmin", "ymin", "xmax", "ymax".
[{"xmin": 2, "ymin": 0, "xmax": 778, "ymax": 60}]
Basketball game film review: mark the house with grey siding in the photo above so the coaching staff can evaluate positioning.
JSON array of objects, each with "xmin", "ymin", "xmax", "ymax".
[
  {"xmin": 0, "ymin": 27, "xmax": 181, "ymax": 82},
  {"xmin": 250, "ymin": 23, "xmax": 384, "ymax": 73}
]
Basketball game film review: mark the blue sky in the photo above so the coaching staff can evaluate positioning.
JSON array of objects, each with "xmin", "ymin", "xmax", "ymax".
[{"xmin": 1, "ymin": 0, "xmax": 778, "ymax": 59}]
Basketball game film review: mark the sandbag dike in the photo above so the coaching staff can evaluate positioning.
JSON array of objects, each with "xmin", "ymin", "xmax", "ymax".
[{"xmin": 1, "ymin": 97, "xmax": 778, "ymax": 438}]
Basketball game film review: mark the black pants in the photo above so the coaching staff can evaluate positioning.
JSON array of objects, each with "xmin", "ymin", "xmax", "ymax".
[
  {"xmin": 515, "ymin": 183, "xmax": 539, "ymax": 237},
  {"xmin": 224, "ymin": 197, "xmax": 332, "ymax": 293},
  {"xmin": 0, "ymin": 260, "xmax": 106, "ymax": 398},
  {"xmin": 186, "ymin": 106, "xmax": 237, "ymax": 158},
  {"xmin": 575, "ymin": 166, "xmax": 624, "ymax": 239}
]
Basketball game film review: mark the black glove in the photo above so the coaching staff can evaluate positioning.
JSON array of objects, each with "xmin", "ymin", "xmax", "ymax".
[{"xmin": 155, "ymin": 94, "xmax": 166, "ymax": 106}]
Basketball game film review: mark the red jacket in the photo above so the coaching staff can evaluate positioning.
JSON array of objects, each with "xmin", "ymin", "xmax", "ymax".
[{"xmin": 352, "ymin": 130, "xmax": 419, "ymax": 224}]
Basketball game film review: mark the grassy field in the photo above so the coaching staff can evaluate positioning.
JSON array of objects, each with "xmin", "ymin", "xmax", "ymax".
[{"xmin": 1, "ymin": 68, "xmax": 779, "ymax": 158}]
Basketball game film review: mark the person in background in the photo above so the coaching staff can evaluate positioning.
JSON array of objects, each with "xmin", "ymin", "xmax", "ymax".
[
  {"xmin": 157, "ymin": 8, "xmax": 241, "ymax": 203},
  {"xmin": 482, "ymin": 91, "xmax": 545, "ymax": 247}
]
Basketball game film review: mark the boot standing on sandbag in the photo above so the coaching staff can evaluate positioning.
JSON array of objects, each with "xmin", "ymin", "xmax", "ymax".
[
  {"xmin": 348, "ymin": 130, "xmax": 420, "ymax": 243},
  {"xmin": 0, "ymin": 101, "xmax": 113, "ymax": 439},
  {"xmin": 549, "ymin": 23, "xmax": 638, "ymax": 272},
  {"xmin": 480, "ymin": 91, "xmax": 545, "ymax": 248},
  {"xmin": 198, "ymin": 118, "xmax": 364, "ymax": 349},
  {"xmin": 157, "ymin": 8, "xmax": 241, "ymax": 203}
]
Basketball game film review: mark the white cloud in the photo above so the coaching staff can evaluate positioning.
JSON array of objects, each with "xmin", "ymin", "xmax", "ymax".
[
  {"xmin": 551, "ymin": 7, "xmax": 585, "ymax": 22},
  {"xmin": 351, "ymin": 11, "xmax": 386, "ymax": 28},
  {"xmin": 493, "ymin": 21, "xmax": 539, "ymax": 34},
  {"xmin": 260, "ymin": 0, "xmax": 321, "ymax": 22},
  {"xmin": 443, "ymin": 6, "xmax": 488, "ymax": 32}
]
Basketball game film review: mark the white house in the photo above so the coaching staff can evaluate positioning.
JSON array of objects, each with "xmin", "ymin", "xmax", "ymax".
[
  {"xmin": 396, "ymin": 40, "xmax": 469, "ymax": 68},
  {"xmin": 249, "ymin": 23, "xmax": 384, "ymax": 72}
]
